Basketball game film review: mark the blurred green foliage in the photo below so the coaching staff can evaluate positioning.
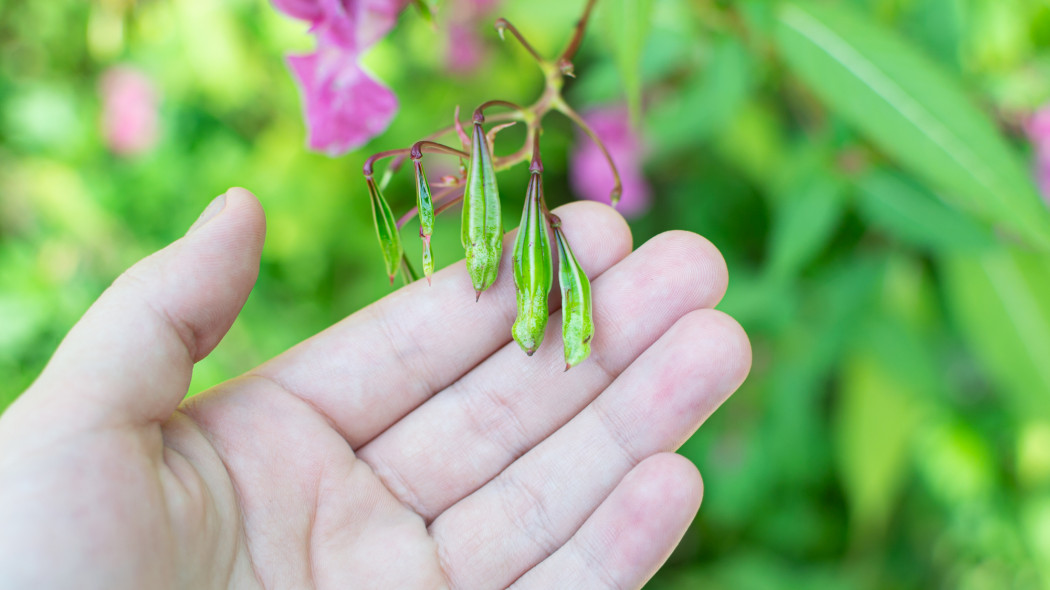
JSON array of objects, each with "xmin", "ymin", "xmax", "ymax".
[{"xmin": 3, "ymin": 0, "xmax": 1050, "ymax": 587}]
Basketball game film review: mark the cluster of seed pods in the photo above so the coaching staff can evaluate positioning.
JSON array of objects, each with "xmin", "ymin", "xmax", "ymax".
[{"xmin": 363, "ymin": 113, "xmax": 595, "ymax": 370}]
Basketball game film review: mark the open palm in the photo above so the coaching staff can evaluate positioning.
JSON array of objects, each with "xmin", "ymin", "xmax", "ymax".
[{"xmin": 0, "ymin": 188, "xmax": 750, "ymax": 589}]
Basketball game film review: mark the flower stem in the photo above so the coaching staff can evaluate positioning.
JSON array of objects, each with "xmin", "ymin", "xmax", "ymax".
[
  {"xmin": 552, "ymin": 97, "xmax": 622, "ymax": 206},
  {"xmin": 494, "ymin": 18, "xmax": 549, "ymax": 67},
  {"xmin": 474, "ymin": 100, "xmax": 528, "ymax": 122},
  {"xmin": 410, "ymin": 140, "xmax": 469, "ymax": 160},
  {"xmin": 559, "ymin": 0, "xmax": 598, "ymax": 63}
]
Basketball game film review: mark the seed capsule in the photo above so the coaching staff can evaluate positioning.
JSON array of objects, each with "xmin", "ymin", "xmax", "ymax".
[
  {"xmin": 366, "ymin": 175, "xmax": 403, "ymax": 284},
  {"xmin": 461, "ymin": 117, "xmax": 502, "ymax": 298},
  {"xmin": 511, "ymin": 165, "xmax": 553, "ymax": 355},
  {"xmin": 413, "ymin": 158, "xmax": 435, "ymax": 282},
  {"xmin": 553, "ymin": 220, "xmax": 593, "ymax": 370}
]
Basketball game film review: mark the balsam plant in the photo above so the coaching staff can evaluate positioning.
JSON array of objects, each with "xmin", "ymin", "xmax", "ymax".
[{"xmin": 361, "ymin": 0, "xmax": 620, "ymax": 370}]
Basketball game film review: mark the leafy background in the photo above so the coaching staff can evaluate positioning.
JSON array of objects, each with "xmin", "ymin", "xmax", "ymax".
[{"xmin": 3, "ymin": 0, "xmax": 1050, "ymax": 587}]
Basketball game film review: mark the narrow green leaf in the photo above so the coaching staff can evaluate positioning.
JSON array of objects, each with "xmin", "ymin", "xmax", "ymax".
[
  {"xmin": 776, "ymin": 0, "xmax": 1050, "ymax": 249},
  {"xmin": 366, "ymin": 176, "xmax": 403, "ymax": 284},
  {"xmin": 856, "ymin": 169, "xmax": 996, "ymax": 252},
  {"xmin": 941, "ymin": 245, "xmax": 1050, "ymax": 420},
  {"xmin": 835, "ymin": 352, "xmax": 923, "ymax": 542},
  {"xmin": 766, "ymin": 174, "xmax": 845, "ymax": 280},
  {"xmin": 603, "ymin": 0, "xmax": 653, "ymax": 124}
]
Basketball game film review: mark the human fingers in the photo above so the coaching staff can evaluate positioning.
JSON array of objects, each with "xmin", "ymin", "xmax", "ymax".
[
  {"xmin": 250, "ymin": 201, "xmax": 632, "ymax": 447},
  {"xmin": 428, "ymin": 309, "xmax": 751, "ymax": 589},
  {"xmin": 509, "ymin": 453, "xmax": 702, "ymax": 590},
  {"xmin": 358, "ymin": 231, "xmax": 728, "ymax": 520}
]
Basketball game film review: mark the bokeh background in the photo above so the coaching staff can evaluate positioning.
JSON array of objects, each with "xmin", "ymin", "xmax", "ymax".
[{"xmin": 4, "ymin": 0, "xmax": 1050, "ymax": 587}]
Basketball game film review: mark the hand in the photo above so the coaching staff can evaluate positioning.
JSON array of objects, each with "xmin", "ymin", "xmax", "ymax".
[{"xmin": 0, "ymin": 188, "xmax": 750, "ymax": 589}]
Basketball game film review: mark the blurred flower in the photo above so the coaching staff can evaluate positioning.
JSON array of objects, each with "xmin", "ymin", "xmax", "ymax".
[
  {"xmin": 288, "ymin": 46, "xmax": 399, "ymax": 156},
  {"xmin": 443, "ymin": 0, "xmax": 501, "ymax": 74},
  {"xmin": 570, "ymin": 107, "xmax": 652, "ymax": 218},
  {"xmin": 99, "ymin": 66, "xmax": 159, "ymax": 157},
  {"xmin": 272, "ymin": 0, "xmax": 409, "ymax": 155},
  {"xmin": 446, "ymin": 22, "xmax": 485, "ymax": 74},
  {"xmin": 1028, "ymin": 105, "xmax": 1050, "ymax": 203}
]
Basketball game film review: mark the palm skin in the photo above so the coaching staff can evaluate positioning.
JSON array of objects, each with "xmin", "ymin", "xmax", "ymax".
[{"xmin": 0, "ymin": 188, "xmax": 750, "ymax": 589}]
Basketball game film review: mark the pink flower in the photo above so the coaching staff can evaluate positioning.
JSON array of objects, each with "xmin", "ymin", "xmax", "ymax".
[
  {"xmin": 446, "ymin": 22, "xmax": 485, "ymax": 74},
  {"xmin": 569, "ymin": 107, "xmax": 652, "ymax": 218},
  {"xmin": 287, "ymin": 47, "xmax": 399, "ymax": 156},
  {"xmin": 99, "ymin": 66, "xmax": 159, "ymax": 157},
  {"xmin": 443, "ymin": 0, "xmax": 501, "ymax": 74},
  {"xmin": 272, "ymin": 0, "xmax": 409, "ymax": 155},
  {"xmin": 1027, "ymin": 105, "xmax": 1050, "ymax": 204}
]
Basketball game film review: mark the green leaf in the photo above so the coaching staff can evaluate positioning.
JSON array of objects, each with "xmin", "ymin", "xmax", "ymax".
[
  {"xmin": 775, "ymin": 0, "xmax": 1050, "ymax": 250},
  {"xmin": 646, "ymin": 36, "xmax": 753, "ymax": 155},
  {"xmin": 602, "ymin": 0, "xmax": 653, "ymax": 124},
  {"xmin": 835, "ymin": 351, "xmax": 923, "ymax": 543},
  {"xmin": 856, "ymin": 169, "xmax": 997, "ymax": 252},
  {"xmin": 941, "ymin": 245, "xmax": 1050, "ymax": 420},
  {"xmin": 766, "ymin": 173, "xmax": 845, "ymax": 280}
]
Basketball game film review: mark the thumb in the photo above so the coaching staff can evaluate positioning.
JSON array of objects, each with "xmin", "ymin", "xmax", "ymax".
[{"xmin": 22, "ymin": 187, "xmax": 265, "ymax": 427}]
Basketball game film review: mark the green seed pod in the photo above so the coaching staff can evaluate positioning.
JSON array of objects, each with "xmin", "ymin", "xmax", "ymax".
[
  {"xmin": 511, "ymin": 167, "xmax": 553, "ymax": 355},
  {"xmin": 461, "ymin": 118, "xmax": 502, "ymax": 299},
  {"xmin": 366, "ymin": 175, "xmax": 403, "ymax": 284},
  {"xmin": 554, "ymin": 221, "xmax": 593, "ymax": 370},
  {"xmin": 413, "ymin": 158, "xmax": 435, "ymax": 283}
]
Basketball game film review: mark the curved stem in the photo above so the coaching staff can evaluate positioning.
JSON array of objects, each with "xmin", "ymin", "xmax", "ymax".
[
  {"xmin": 553, "ymin": 98, "xmax": 622, "ymax": 205},
  {"xmin": 559, "ymin": 0, "xmax": 598, "ymax": 62},
  {"xmin": 363, "ymin": 148, "xmax": 411, "ymax": 177},
  {"xmin": 410, "ymin": 140, "xmax": 469, "ymax": 160},
  {"xmin": 494, "ymin": 18, "xmax": 548, "ymax": 66},
  {"xmin": 474, "ymin": 100, "xmax": 528, "ymax": 123},
  {"xmin": 530, "ymin": 128, "xmax": 543, "ymax": 173},
  {"xmin": 380, "ymin": 112, "xmax": 519, "ymax": 189}
]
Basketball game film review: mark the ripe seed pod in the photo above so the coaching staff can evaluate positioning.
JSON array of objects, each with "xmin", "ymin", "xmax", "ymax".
[
  {"xmin": 366, "ymin": 175, "xmax": 403, "ymax": 284},
  {"xmin": 461, "ymin": 116, "xmax": 502, "ymax": 299},
  {"xmin": 511, "ymin": 163, "xmax": 553, "ymax": 355},
  {"xmin": 553, "ymin": 220, "xmax": 593, "ymax": 370},
  {"xmin": 413, "ymin": 157, "xmax": 435, "ymax": 282}
]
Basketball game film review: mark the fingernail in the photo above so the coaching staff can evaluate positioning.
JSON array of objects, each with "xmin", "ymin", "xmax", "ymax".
[{"xmin": 187, "ymin": 193, "xmax": 227, "ymax": 235}]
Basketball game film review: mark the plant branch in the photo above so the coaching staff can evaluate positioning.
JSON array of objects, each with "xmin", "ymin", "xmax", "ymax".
[
  {"xmin": 474, "ymin": 100, "xmax": 528, "ymax": 122},
  {"xmin": 553, "ymin": 97, "xmax": 622, "ymax": 205},
  {"xmin": 494, "ymin": 18, "xmax": 548, "ymax": 66},
  {"xmin": 410, "ymin": 140, "xmax": 469, "ymax": 160},
  {"xmin": 559, "ymin": 0, "xmax": 598, "ymax": 63}
]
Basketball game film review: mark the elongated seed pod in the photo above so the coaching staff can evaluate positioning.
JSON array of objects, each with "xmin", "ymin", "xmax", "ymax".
[
  {"xmin": 554, "ymin": 222, "xmax": 593, "ymax": 370},
  {"xmin": 413, "ymin": 158, "xmax": 435, "ymax": 282},
  {"xmin": 366, "ymin": 175, "xmax": 403, "ymax": 284},
  {"xmin": 462, "ymin": 118, "xmax": 502, "ymax": 299},
  {"xmin": 511, "ymin": 167, "xmax": 553, "ymax": 355}
]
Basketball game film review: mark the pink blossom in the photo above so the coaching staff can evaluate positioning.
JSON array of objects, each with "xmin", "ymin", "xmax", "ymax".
[
  {"xmin": 443, "ymin": 0, "xmax": 501, "ymax": 74},
  {"xmin": 570, "ymin": 107, "xmax": 652, "ymax": 218},
  {"xmin": 272, "ymin": 0, "xmax": 409, "ymax": 155},
  {"xmin": 446, "ymin": 22, "xmax": 485, "ymax": 74},
  {"xmin": 99, "ymin": 66, "xmax": 159, "ymax": 157},
  {"xmin": 287, "ymin": 47, "xmax": 398, "ymax": 156},
  {"xmin": 1027, "ymin": 105, "xmax": 1050, "ymax": 204}
]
